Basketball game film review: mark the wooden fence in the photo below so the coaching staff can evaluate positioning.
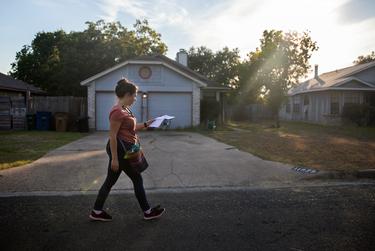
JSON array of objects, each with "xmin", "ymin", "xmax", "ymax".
[
  {"xmin": 29, "ymin": 96, "xmax": 87, "ymax": 118},
  {"xmin": 225, "ymin": 104, "xmax": 273, "ymax": 121},
  {"xmin": 0, "ymin": 96, "xmax": 87, "ymax": 130}
]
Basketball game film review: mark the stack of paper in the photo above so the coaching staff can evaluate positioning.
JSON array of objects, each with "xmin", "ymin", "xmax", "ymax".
[{"xmin": 149, "ymin": 115, "xmax": 175, "ymax": 128}]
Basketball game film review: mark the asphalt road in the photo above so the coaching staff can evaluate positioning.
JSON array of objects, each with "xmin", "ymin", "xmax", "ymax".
[{"xmin": 1, "ymin": 183, "xmax": 374, "ymax": 251}]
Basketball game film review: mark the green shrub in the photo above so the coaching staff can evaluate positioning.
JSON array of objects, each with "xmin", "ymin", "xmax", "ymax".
[
  {"xmin": 201, "ymin": 99, "xmax": 221, "ymax": 122},
  {"xmin": 342, "ymin": 103, "xmax": 375, "ymax": 126}
]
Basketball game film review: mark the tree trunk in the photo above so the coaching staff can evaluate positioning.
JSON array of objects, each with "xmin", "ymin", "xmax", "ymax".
[
  {"xmin": 273, "ymin": 109, "xmax": 280, "ymax": 128},
  {"xmin": 275, "ymin": 114, "xmax": 280, "ymax": 128}
]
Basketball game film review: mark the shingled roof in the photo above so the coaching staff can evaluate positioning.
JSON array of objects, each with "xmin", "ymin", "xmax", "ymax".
[
  {"xmin": 0, "ymin": 72, "xmax": 45, "ymax": 94},
  {"xmin": 81, "ymin": 54, "xmax": 230, "ymax": 90},
  {"xmin": 289, "ymin": 61, "xmax": 375, "ymax": 96}
]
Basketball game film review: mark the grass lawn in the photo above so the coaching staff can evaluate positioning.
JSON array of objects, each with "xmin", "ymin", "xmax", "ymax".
[
  {"xmin": 0, "ymin": 131, "xmax": 89, "ymax": 170},
  {"xmin": 203, "ymin": 120, "xmax": 375, "ymax": 172}
]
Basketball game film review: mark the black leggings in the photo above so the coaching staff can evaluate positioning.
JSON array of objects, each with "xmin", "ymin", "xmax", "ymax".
[{"xmin": 93, "ymin": 140, "xmax": 150, "ymax": 211}]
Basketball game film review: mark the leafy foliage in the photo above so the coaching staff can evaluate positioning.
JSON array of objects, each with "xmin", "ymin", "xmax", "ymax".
[
  {"xmin": 342, "ymin": 103, "xmax": 375, "ymax": 126},
  {"xmin": 10, "ymin": 20, "xmax": 167, "ymax": 96},
  {"xmin": 187, "ymin": 46, "xmax": 242, "ymax": 104},
  {"xmin": 243, "ymin": 30, "xmax": 318, "ymax": 126},
  {"xmin": 200, "ymin": 99, "xmax": 221, "ymax": 122},
  {"xmin": 353, "ymin": 51, "xmax": 375, "ymax": 65},
  {"xmin": 187, "ymin": 46, "xmax": 241, "ymax": 89},
  {"xmin": 10, "ymin": 20, "xmax": 319, "ymax": 126}
]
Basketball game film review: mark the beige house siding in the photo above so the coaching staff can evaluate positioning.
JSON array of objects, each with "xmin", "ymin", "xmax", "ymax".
[
  {"xmin": 280, "ymin": 63, "xmax": 375, "ymax": 125},
  {"xmin": 280, "ymin": 91, "xmax": 369, "ymax": 125}
]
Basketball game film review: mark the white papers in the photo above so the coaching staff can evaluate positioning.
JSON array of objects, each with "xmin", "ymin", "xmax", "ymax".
[{"xmin": 149, "ymin": 115, "xmax": 175, "ymax": 128}]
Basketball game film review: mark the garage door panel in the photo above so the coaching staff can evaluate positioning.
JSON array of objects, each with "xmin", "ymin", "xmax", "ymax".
[{"xmin": 148, "ymin": 93, "xmax": 191, "ymax": 128}]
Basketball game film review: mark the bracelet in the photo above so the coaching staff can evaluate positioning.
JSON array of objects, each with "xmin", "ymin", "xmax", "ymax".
[{"xmin": 144, "ymin": 122, "xmax": 148, "ymax": 128}]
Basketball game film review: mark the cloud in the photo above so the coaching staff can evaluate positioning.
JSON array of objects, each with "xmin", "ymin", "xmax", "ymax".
[
  {"xmin": 96, "ymin": 0, "xmax": 146, "ymax": 21},
  {"xmin": 336, "ymin": 0, "xmax": 375, "ymax": 25},
  {"xmin": 185, "ymin": 0, "xmax": 267, "ymax": 53},
  {"xmin": 96, "ymin": 0, "xmax": 190, "ymax": 27},
  {"xmin": 31, "ymin": 0, "xmax": 87, "ymax": 9},
  {"xmin": 94, "ymin": 0, "xmax": 374, "ymax": 74},
  {"xmin": 182, "ymin": 0, "xmax": 357, "ymax": 60}
]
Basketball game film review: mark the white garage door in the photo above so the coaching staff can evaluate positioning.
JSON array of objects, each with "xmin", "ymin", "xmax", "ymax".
[
  {"xmin": 148, "ymin": 93, "xmax": 192, "ymax": 128},
  {"xmin": 96, "ymin": 92, "xmax": 142, "ymax": 130}
]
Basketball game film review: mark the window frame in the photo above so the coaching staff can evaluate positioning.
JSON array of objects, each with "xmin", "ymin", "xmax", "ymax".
[
  {"xmin": 293, "ymin": 96, "xmax": 301, "ymax": 113},
  {"xmin": 330, "ymin": 94, "xmax": 340, "ymax": 115}
]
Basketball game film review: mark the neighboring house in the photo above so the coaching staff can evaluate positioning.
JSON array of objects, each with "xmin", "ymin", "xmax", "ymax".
[
  {"xmin": 80, "ymin": 50, "xmax": 229, "ymax": 130},
  {"xmin": 279, "ymin": 61, "xmax": 375, "ymax": 125},
  {"xmin": 0, "ymin": 72, "xmax": 45, "ymax": 97},
  {"xmin": 0, "ymin": 73, "xmax": 45, "ymax": 129}
]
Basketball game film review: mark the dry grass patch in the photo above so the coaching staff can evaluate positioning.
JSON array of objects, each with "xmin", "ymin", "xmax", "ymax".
[{"xmin": 205, "ymin": 120, "xmax": 375, "ymax": 172}]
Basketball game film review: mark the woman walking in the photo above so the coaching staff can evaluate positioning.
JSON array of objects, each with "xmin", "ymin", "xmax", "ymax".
[{"xmin": 89, "ymin": 78, "xmax": 165, "ymax": 221}]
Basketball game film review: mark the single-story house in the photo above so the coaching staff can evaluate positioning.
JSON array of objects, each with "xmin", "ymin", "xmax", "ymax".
[
  {"xmin": 279, "ymin": 61, "xmax": 375, "ymax": 125},
  {"xmin": 0, "ymin": 72, "xmax": 45, "ymax": 97},
  {"xmin": 80, "ymin": 50, "xmax": 229, "ymax": 130},
  {"xmin": 0, "ymin": 73, "xmax": 45, "ymax": 129}
]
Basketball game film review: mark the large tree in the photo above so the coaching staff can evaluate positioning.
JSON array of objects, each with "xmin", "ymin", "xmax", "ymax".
[
  {"xmin": 187, "ymin": 46, "xmax": 241, "ymax": 108},
  {"xmin": 236, "ymin": 52, "xmax": 264, "ymax": 105},
  {"xmin": 353, "ymin": 51, "xmax": 375, "ymax": 65},
  {"xmin": 187, "ymin": 46, "xmax": 241, "ymax": 89},
  {"xmin": 10, "ymin": 19, "xmax": 167, "ymax": 96},
  {"xmin": 246, "ymin": 30, "xmax": 318, "ymax": 127}
]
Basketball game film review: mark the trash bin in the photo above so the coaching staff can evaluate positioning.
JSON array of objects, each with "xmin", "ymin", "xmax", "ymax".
[
  {"xmin": 77, "ymin": 116, "xmax": 89, "ymax": 132},
  {"xmin": 54, "ymin": 112, "xmax": 69, "ymax": 132},
  {"xmin": 36, "ymin": 112, "xmax": 52, "ymax": 131},
  {"xmin": 207, "ymin": 120, "xmax": 216, "ymax": 130},
  {"xmin": 26, "ymin": 114, "xmax": 36, "ymax": 130}
]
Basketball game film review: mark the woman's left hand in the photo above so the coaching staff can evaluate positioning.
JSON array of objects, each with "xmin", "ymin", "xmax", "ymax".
[{"xmin": 145, "ymin": 119, "xmax": 155, "ymax": 127}]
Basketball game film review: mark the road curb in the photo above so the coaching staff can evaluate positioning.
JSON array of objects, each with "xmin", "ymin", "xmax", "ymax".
[
  {"xmin": 357, "ymin": 169, "xmax": 375, "ymax": 179},
  {"xmin": 302, "ymin": 169, "xmax": 375, "ymax": 180}
]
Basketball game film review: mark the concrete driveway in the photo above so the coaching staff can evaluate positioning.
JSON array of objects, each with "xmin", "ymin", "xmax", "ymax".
[{"xmin": 0, "ymin": 131, "xmax": 306, "ymax": 194}]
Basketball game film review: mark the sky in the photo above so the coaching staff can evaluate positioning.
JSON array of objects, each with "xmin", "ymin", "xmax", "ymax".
[{"xmin": 0, "ymin": 0, "xmax": 374, "ymax": 80}]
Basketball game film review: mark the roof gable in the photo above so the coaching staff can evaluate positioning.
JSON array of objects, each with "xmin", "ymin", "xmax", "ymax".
[
  {"xmin": 80, "ymin": 55, "xmax": 226, "ymax": 89},
  {"xmin": 289, "ymin": 61, "xmax": 375, "ymax": 95},
  {"xmin": 334, "ymin": 77, "xmax": 374, "ymax": 88}
]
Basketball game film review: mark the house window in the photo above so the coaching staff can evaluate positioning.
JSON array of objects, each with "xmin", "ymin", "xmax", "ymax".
[
  {"xmin": 303, "ymin": 95, "xmax": 309, "ymax": 105},
  {"xmin": 344, "ymin": 93, "xmax": 359, "ymax": 104},
  {"xmin": 286, "ymin": 102, "xmax": 291, "ymax": 113},
  {"xmin": 330, "ymin": 94, "xmax": 339, "ymax": 115},
  {"xmin": 293, "ymin": 103, "xmax": 300, "ymax": 113},
  {"xmin": 293, "ymin": 96, "xmax": 300, "ymax": 113}
]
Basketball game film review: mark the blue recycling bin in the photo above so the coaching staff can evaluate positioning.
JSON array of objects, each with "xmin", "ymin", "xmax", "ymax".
[{"xmin": 36, "ymin": 112, "xmax": 52, "ymax": 130}]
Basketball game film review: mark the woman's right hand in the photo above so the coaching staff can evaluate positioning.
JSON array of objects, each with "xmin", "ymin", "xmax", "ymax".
[{"xmin": 111, "ymin": 159, "xmax": 120, "ymax": 172}]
